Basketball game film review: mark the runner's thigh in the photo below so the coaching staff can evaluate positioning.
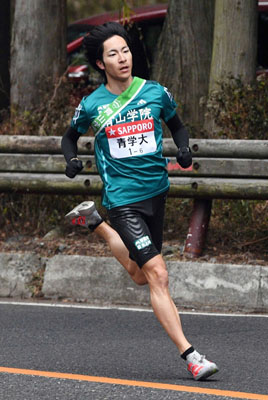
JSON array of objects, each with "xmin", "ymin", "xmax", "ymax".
[{"xmin": 108, "ymin": 206, "xmax": 159, "ymax": 268}]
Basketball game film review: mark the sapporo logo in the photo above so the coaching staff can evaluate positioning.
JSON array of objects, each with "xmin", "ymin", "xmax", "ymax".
[{"xmin": 135, "ymin": 236, "xmax": 152, "ymax": 250}]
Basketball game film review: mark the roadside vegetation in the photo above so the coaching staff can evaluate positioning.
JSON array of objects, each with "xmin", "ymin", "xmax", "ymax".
[{"xmin": 205, "ymin": 74, "xmax": 268, "ymax": 140}]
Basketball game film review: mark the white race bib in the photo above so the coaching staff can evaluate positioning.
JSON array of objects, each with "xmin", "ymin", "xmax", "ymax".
[{"xmin": 105, "ymin": 119, "xmax": 156, "ymax": 159}]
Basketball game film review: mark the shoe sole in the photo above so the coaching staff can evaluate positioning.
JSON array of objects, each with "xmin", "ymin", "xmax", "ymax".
[{"xmin": 193, "ymin": 366, "xmax": 219, "ymax": 381}]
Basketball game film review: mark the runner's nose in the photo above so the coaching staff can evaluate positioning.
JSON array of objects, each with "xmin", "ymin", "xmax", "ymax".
[{"xmin": 118, "ymin": 52, "xmax": 127, "ymax": 62}]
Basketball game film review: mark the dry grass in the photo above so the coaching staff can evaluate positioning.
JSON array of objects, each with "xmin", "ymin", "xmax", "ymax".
[{"xmin": 0, "ymin": 194, "xmax": 267, "ymax": 266}]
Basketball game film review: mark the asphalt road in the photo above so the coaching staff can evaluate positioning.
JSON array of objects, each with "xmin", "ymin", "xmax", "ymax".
[{"xmin": 0, "ymin": 302, "xmax": 267, "ymax": 400}]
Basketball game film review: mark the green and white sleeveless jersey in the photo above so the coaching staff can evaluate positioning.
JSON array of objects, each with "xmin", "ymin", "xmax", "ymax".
[{"xmin": 70, "ymin": 79, "xmax": 177, "ymax": 209}]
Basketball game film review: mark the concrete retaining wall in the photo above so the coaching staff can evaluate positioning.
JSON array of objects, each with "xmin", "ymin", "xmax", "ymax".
[
  {"xmin": 0, "ymin": 253, "xmax": 42, "ymax": 298},
  {"xmin": 0, "ymin": 252, "xmax": 267, "ymax": 312}
]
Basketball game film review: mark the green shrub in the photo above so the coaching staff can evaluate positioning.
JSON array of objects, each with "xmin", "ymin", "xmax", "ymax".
[
  {"xmin": 0, "ymin": 76, "xmax": 96, "ymax": 137},
  {"xmin": 206, "ymin": 75, "xmax": 268, "ymax": 139}
]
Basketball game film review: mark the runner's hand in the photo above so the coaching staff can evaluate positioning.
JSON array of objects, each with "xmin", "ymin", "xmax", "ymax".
[
  {"xmin": 65, "ymin": 159, "xmax": 83, "ymax": 178},
  {"xmin": 176, "ymin": 147, "xmax": 192, "ymax": 168}
]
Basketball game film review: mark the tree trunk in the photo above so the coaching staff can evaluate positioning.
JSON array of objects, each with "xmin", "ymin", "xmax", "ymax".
[
  {"xmin": 205, "ymin": 0, "xmax": 258, "ymax": 135},
  {"xmin": 0, "ymin": 0, "xmax": 11, "ymax": 112},
  {"xmin": 209, "ymin": 0, "xmax": 258, "ymax": 92},
  {"xmin": 152, "ymin": 0, "xmax": 215, "ymax": 132},
  {"xmin": 10, "ymin": 0, "xmax": 67, "ymax": 112}
]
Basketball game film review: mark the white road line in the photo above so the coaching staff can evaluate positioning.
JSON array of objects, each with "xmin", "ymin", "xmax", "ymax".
[{"xmin": 0, "ymin": 300, "xmax": 267, "ymax": 317}]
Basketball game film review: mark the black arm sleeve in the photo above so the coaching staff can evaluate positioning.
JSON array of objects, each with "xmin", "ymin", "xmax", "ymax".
[
  {"xmin": 61, "ymin": 127, "xmax": 81, "ymax": 163},
  {"xmin": 165, "ymin": 114, "xmax": 189, "ymax": 150}
]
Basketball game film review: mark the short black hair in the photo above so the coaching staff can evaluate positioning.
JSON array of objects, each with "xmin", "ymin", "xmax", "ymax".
[{"xmin": 83, "ymin": 22, "xmax": 131, "ymax": 76}]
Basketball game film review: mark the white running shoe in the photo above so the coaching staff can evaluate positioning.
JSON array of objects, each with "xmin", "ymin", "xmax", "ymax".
[
  {"xmin": 65, "ymin": 201, "xmax": 102, "ymax": 229},
  {"xmin": 186, "ymin": 350, "xmax": 219, "ymax": 380}
]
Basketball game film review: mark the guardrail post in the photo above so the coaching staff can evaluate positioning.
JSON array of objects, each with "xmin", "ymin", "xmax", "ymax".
[{"xmin": 184, "ymin": 199, "xmax": 212, "ymax": 258}]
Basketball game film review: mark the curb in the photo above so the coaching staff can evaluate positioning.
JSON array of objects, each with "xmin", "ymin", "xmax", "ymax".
[{"xmin": 0, "ymin": 252, "xmax": 267, "ymax": 312}]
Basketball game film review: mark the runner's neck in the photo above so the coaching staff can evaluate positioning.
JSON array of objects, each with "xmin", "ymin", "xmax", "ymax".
[{"xmin": 105, "ymin": 76, "xmax": 134, "ymax": 95}]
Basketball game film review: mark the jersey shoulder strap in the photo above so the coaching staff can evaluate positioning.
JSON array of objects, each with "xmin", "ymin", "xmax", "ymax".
[{"xmin": 91, "ymin": 77, "xmax": 146, "ymax": 135}]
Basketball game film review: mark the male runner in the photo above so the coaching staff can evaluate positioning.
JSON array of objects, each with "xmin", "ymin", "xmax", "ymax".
[{"xmin": 61, "ymin": 22, "xmax": 219, "ymax": 381}]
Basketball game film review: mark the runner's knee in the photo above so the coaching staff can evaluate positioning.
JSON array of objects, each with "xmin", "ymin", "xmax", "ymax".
[{"xmin": 143, "ymin": 262, "xmax": 169, "ymax": 289}]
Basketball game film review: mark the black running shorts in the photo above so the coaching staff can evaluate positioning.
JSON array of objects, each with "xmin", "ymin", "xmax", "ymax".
[{"xmin": 107, "ymin": 191, "xmax": 168, "ymax": 268}]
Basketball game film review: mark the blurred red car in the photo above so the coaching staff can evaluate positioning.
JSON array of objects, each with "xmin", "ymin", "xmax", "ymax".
[{"xmin": 67, "ymin": 2, "xmax": 268, "ymax": 83}]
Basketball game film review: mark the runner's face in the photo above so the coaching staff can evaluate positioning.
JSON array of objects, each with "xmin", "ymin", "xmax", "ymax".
[{"xmin": 97, "ymin": 35, "xmax": 133, "ymax": 82}]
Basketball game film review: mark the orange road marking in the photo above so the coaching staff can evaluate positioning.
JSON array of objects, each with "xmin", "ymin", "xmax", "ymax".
[{"xmin": 0, "ymin": 367, "xmax": 268, "ymax": 399}]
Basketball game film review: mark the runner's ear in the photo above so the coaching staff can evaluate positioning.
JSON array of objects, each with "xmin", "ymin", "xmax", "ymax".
[{"xmin": 96, "ymin": 59, "xmax": 105, "ymax": 70}]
